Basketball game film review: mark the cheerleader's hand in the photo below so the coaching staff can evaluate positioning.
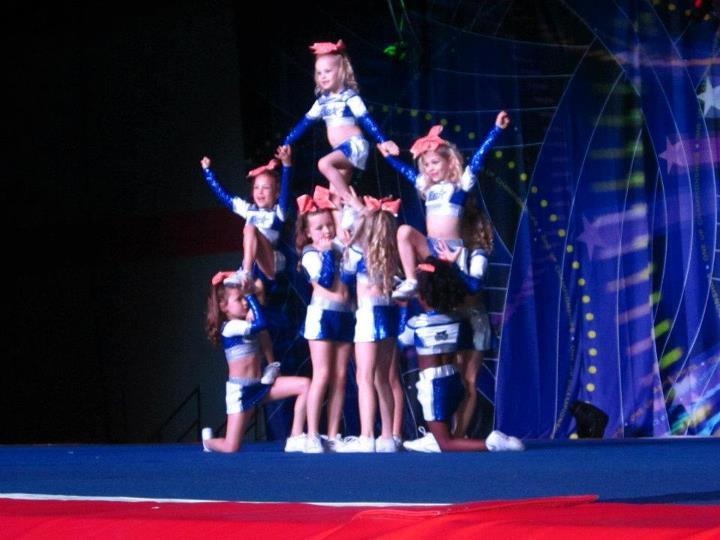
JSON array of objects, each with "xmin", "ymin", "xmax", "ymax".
[
  {"xmin": 495, "ymin": 111, "xmax": 511, "ymax": 129},
  {"xmin": 435, "ymin": 240, "xmax": 461, "ymax": 264},
  {"xmin": 377, "ymin": 140, "xmax": 399, "ymax": 157},
  {"xmin": 275, "ymin": 145, "xmax": 292, "ymax": 167}
]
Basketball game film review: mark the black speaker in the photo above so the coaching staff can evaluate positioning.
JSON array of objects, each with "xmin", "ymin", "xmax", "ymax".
[{"xmin": 570, "ymin": 401, "xmax": 609, "ymax": 438}]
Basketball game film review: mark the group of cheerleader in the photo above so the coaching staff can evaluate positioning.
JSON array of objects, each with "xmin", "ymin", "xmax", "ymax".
[{"xmin": 199, "ymin": 40, "xmax": 523, "ymax": 454}]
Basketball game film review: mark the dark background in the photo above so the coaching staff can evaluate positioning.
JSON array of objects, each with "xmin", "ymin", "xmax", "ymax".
[
  {"xmin": 8, "ymin": 1, "xmax": 257, "ymax": 443},
  {"xmin": 5, "ymin": 0, "xmax": 423, "ymax": 444}
]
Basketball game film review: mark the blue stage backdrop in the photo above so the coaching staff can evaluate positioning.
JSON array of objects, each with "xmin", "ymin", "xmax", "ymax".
[{"xmin": 238, "ymin": 0, "xmax": 719, "ymax": 439}]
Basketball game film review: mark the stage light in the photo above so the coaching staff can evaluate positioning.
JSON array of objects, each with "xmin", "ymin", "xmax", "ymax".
[
  {"xmin": 383, "ymin": 41, "xmax": 407, "ymax": 62},
  {"xmin": 690, "ymin": 0, "xmax": 719, "ymax": 20}
]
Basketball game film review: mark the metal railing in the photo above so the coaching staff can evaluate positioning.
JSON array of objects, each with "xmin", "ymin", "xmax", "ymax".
[
  {"xmin": 153, "ymin": 386, "xmax": 202, "ymax": 443},
  {"xmin": 153, "ymin": 385, "xmax": 264, "ymax": 443}
]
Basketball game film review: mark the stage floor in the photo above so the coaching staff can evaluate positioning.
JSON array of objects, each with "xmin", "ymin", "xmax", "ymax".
[{"xmin": 1, "ymin": 437, "xmax": 719, "ymax": 505}]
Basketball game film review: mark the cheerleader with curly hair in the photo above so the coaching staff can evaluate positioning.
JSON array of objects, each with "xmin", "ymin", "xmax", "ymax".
[
  {"xmin": 399, "ymin": 257, "xmax": 523, "ymax": 452},
  {"xmin": 380, "ymin": 111, "xmax": 510, "ymax": 300},
  {"xmin": 339, "ymin": 194, "xmax": 402, "ymax": 452}
]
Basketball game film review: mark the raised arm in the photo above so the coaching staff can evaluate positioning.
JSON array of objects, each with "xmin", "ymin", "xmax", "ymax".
[
  {"xmin": 221, "ymin": 294, "xmax": 268, "ymax": 338},
  {"xmin": 200, "ymin": 156, "xmax": 234, "ymax": 210},
  {"xmin": 468, "ymin": 111, "xmax": 510, "ymax": 175},
  {"xmin": 275, "ymin": 146, "xmax": 293, "ymax": 217}
]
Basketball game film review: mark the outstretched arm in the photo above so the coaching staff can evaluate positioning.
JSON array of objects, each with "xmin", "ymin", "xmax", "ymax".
[
  {"xmin": 283, "ymin": 117, "xmax": 315, "ymax": 146},
  {"xmin": 200, "ymin": 156, "xmax": 234, "ymax": 210},
  {"xmin": 357, "ymin": 114, "xmax": 399, "ymax": 156},
  {"xmin": 383, "ymin": 154, "xmax": 418, "ymax": 186},
  {"xmin": 347, "ymin": 94, "xmax": 399, "ymax": 155},
  {"xmin": 283, "ymin": 101, "xmax": 322, "ymax": 146},
  {"xmin": 468, "ymin": 111, "xmax": 510, "ymax": 175},
  {"xmin": 275, "ymin": 146, "xmax": 293, "ymax": 217}
]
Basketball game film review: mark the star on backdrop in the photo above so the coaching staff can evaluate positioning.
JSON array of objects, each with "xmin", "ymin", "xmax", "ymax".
[{"xmin": 698, "ymin": 78, "xmax": 719, "ymax": 117}]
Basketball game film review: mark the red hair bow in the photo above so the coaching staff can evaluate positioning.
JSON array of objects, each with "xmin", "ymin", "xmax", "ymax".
[
  {"xmin": 247, "ymin": 158, "xmax": 280, "ymax": 179},
  {"xmin": 296, "ymin": 185, "xmax": 337, "ymax": 215},
  {"xmin": 409, "ymin": 125, "xmax": 449, "ymax": 160},
  {"xmin": 211, "ymin": 271, "xmax": 236, "ymax": 286},
  {"xmin": 363, "ymin": 195, "xmax": 401, "ymax": 216},
  {"xmin": 417, "ymin": 263, "xmax": 436, "ymax": 273},
  {"xmin": 309, "ymin": 39, "xmax": 346, "ymax": 56}
]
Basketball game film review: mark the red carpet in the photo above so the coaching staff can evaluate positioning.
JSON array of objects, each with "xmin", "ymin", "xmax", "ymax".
[{"xmin": 3, "ymin": 495, "xmax": 719, "ymax": 539}]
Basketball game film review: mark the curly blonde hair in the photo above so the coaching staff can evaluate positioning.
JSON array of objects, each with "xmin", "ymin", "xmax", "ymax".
[
  {"xmin": 416, "ymin": 143, "xmax": 464, "ymax": 196},
  {"xmin": 348, "ymin": 208, "xmax": 399, "ymax": 296},
  {"xmin": 314, "ymin": 53, "xmax": 359, "ymax": 95}
]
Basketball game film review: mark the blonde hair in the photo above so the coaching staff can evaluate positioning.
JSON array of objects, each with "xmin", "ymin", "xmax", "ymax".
[
  {"xmin": 349, "ymin": 209, "xmax": 399, "ymax": 295},
  {"xmin": 416, "ymin": 143, "xmax": 464, "ymax": 195},
  {"xmin": 314, "ymin": 53, "xmax": 359, "ymax": 95}
]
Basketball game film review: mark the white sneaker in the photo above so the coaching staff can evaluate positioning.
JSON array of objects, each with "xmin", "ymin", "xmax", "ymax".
[
  {"xmin": 223, "ymin": 268, "xmax": 252, "ymax": 287},
  {"xmin": 284, "ymin": 433, "xmax": 306, "ymax": 452},
  {"xmin": 303, "ymin": 434, "xmax": 324, "ymax": 454},
  {"xmin": 335, "ymin": 435, "xmax": 376, "ymax": 453},
  {"xmin": 403, "ymin": 428, "xmax": 440, "ymax": 452},
  {"xmin": 391, "ymin": 279, "xmax": 418, "ymax": 300},
  {"xmin": 486, "ymin": 430, "xmax": 525, "ymax": 451},
  {"xmin": 322, "ymin": 434, "xmax": 344, "ymax": 452},
  {"xmin": 201, "ymin": 427, "xmax": 213, "ymax": 452},
  {"xmin": 375, "ymin": 436, "xmax": 399, "ymax": 453},
  {"xmin": 261, "ymin": 362, "xmax": 281, "ymax": 385}
]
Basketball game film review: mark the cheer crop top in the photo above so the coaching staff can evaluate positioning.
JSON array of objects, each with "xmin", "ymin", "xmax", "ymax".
[
  {"xmin": 284, "ymin": 88, "xmax": 390, "ymax": 146},
  {"xmin": 202, "ymin": 165, "xmax": 291, "ymax": 245},
  {"xmin": 385, "ymin": 125, "xmax": 502, "ymax": 218},
  {"xmin": 301, "ymin": 241, "xmax": 345, "ymax": 289},
  {"xmin": 398, "ymin": 311, "xmax": 473, "ymax": 355},
  {"xmin": 221, "ymin": 294, "xmax": 268, "ymax": 362}
]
